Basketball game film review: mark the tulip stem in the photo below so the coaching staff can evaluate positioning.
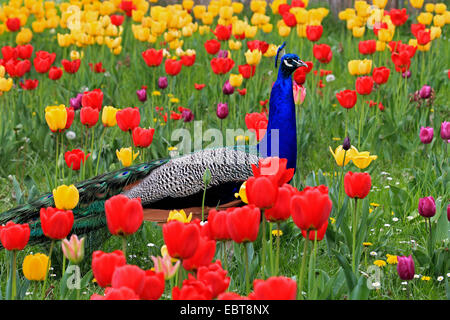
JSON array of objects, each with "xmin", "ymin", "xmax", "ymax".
[
  {"xmin": 95, "ymin": 128, "xmax": 107, "ymax": 176},
  {"xmin": 55, "ymin": 133, "xmax": 59, "ymax": 188},
  {"xmin": 41, "ymin": 240, "xmax": 55, "ymax": 300},
  {"xmin": 243, "ymin": 243, "xmax": 250, "ymax": 295},
  {"xmin": 122, "ymin": 236, "xmax": 127, "ymax": 259},
  {"xmin": 261, "ymin": 216, "xmax": 266, "ymax": 278},
  {"xmin": 62, "ymin": 254, "xmax": 66, "ymax": 278},
  {"xmin": 275, "ymin": 222, "xmax": 280, "ymax": 276},
  {"xmin": 298, "ymin": 236, "xmax": 309, "ymax": 300},
  {"xmin": 352, "ymin": 198, "xmax": 358, "ymax": 273},
  {"xmin": 11, "ymin": 250, "xmax": 17, "ymax": 300}
]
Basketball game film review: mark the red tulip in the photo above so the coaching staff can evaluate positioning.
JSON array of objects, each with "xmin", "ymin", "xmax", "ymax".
[
  {"xmin": 194, "ymin": 83, "xmax": 206, "ymax": 90},
  {"xmin": 245, "ymin": 111, "xmax": 267, "ymax": 141},
  {"xmin": 181, "ymin": 54, "xmax": 195, "ymax": 67},
  {"xmin": 213, "ymin": 24, "xmax": 232, "ymax": 41},
  {"xmin": 65, "ymin": 107, "xmax": 74, "ymax": 130},
  {"xmin": 313, "ymin": 44, "xmax": 332, "ymax": 64},
  {"xmin": 278, "ymin": 4, "xmax": 291, "ymax": 15},
  {"xmin": 207, "ymin": 208, "xmax": 232, "ymax": 241},
  {"xmin": 210, "ymin": 57, "xmax": 235, "ymax": 75},
  {"xmin": 246, "ymin": 176, "xmax": 278, "ymax": 209},
  {"xmin": 344, "ymin": 171, "xmax": 371, "ymax": 199},
  {"xmin": 116, "ymin": 107, "xmax": 141, "ymax": 132},
  {"xmin": 218, "ymin": 292, "xmax": 249, "ymax": 300},
  {"xmin": 388, "ymin": 41, "xmax": 416, "ymax": 58},
  {"xmin": 306, "ymin": 25, "xmax": 323, "ymax": 42},
  {"xmin": 292, "ymin": 0, "xmax": 306, "ymax": 7},
  {"xmin": 237, "ymin": 88, "xmax": 247, "ymax": 95},
  {"xmin": 61, "ymin": 59, "xmax": 81, "ymax": 74},
  {"xmin": 91, "ymin": 287, "xmax": 139, "ymax": 300},
  {"xmin": 197, "ymin": 261, "xmax": 230, "ymax": 299},
  {"xmin": 247, "ymin": 40, "xmax": 269, "ymax": 54},
  {"xmin": 264, "ymin": 184, "xmax": 296, "ymax": 222},
  {"xmin": 19, "ymin": 79, "xmax": 38, "ymax": 90},
  {"xmin": 182, "ymin": 235, "xmax": 216, "ymax": 271},
  {"xmin": 372, "ymin": 66, "xmax": 390, "ymax": 85},
  {"xmin": 80, "ymin": 106, "xmax": 99, "ymax": 128},
  {"xmin": 172, "ymin": 274, "xmax": 213, "ymax": 300},
  {"xmin": 204, "ymin": 39, "xmax": 221, "ymax": 55},
  {"xmin": 91, "ymin": 250, "xmax": 126, "ymax": 287},
  {"xmin": 290, "ymin": 185, "xmax": 332, "ymax": 232},
  {"xmin": 132, "ymin": 127, "xmax": 155, "ymax": 148},
  {"xmin": 163, "ymin": 220, "xmax": 200, "ymax": 259},
  {"xmin": 111, "ymin": 264, "xmax": 145, "ymax": 296},
  {"xmin": 293, "ymin": 67, "xmax": 307, "ymax": 85},
  {"xmin": 40, "ymin": 207, "xmax": 74, "ymax": 240},
  {"xmin": 301, "ymin": 220, "xmax": 328, "ymax": 241},
  {"xmin": 251, "ymin": 157, "xmax": 295, "ymax": 187},
  {"xmin": 248, "ymin": 276, "xmax": 297, "ymax": 300},
  {"xmin": 89, "ymin": 62, "xmax": 105, "ymax": 73},
  {"xmin": 165, "ymin": 59, "xmax": 182, "ymax": 76},
  {"xmin": 33, "ymin": 51, "xmax": 56, "ymax": 73},
  {"xmin": 81, "ymin": 89, "xmax": 103, "ymax": 111},
  {"xmin": 0, "ymin": 221, "xmax": 30, "ymax": 251},
  {"xmin": 119, "ymin": 0, "xmax": 136, "ymax": 17},
  {"xmin": 355, "ymin": 76, "xmax": 374, "ymax": 95},
  {"xmin": 238, "ymin": 64, "xmax": 256, "ymax": 79},
  {"xmin": 110, "ymin": 14, "xmax": 125, "ymax": 26},
  {"xmin": 282, "ymin": 12, "xmax": 297, "ymax": 27},
  {"xmin": 64, "ymin": 149, "xmax": 89, "ymax": 171},
  {"xmin": 373, "ymin": 21, "xmax": 388, "ymax": 36},
  {"xmin": 386, "ymin": 8, "xmax": 408, "ymax": 27},
  {"xmin": 226, "ymin": 205, "xmax": 260, "ymax": 243},
  {"xmin": 17, "ymin": 44, "xmax": 33, "ymax": 59},
  {"xmin": 5, "ymin": 59, "xmax": 28, "ymax": 77},
  {"xmin": 358, "ymin": 40, "xmax": 376, "ymax": 55},
  {"xmin": 336, "ymin": 89, "xmax": 357, "ymax": 109},
  {"xmin": 416, "ymin": 29, "xmax": 431, "ymax": 46},
  {"xmin": 105, "ymin": 195, "xmax": 143, "ymax": 236},
  {"xmin": 391, "ymin": 51, "xmax": 411, "ymax": 73},
  {"xmin": 140, "ymin": 270, "xmax": 165, "ymax": 300},
  {"xmin": 142, "ymin": 48, "xmax": 163, "ymax": 67},
  {"xmin": 48, "ymin": 66, "xmax": 63, "ymax": 80},
  {"xmin": 6, "ymin": 18, "xmax": 21, "ymax": 32},
  {"xmin": 411, "ymin": 23, "xmax": 426, "ymax": 38},
  {"xmin": 2, "ymin": 46, "xmax": 18, "ymax": 61}
]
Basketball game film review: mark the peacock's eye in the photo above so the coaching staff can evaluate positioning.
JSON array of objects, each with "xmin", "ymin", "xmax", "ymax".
[{"xmin": 283, "ymin": 59, "xmax": 294, "ymax": 68}]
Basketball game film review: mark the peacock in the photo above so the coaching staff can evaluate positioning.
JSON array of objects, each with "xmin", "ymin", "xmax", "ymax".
[{"xmin": 0, "ymin": 44, "xmax": 307, "ymax": 248}]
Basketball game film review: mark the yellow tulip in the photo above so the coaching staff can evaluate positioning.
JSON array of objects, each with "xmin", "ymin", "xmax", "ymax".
[
  {"xmin": 339, "ymin": 8, "xmax": 356, "ymax": 21},
  {"xmin": 112, "ymin": 46, "xmax": 122, "ymax": 55},
  {"xmin": 244, "ymin": 25, "xmax": 258, "ymax": 38},
  {"xmin": 270, "ymin": 0, "xmax": 287, "ymax": 14},
  {"xmin": 23, "ymin": 253, "xmax": 49, "ymax": 281},
  {"xmin": 228, "ymin": 39, "xmax": 242, "ymax": 50},
  {"xmin": 351, "ymin": 151, "xmax": 377, "ymax": 169},
  {"xmin": 430, "ymin": 26, "xmax": 441, "ymax": 40},
  {"xmin": 57, "ymin": 33, "xmax": 72, "ymax": 47},
  {"xmin": 116, "ymin": 148, "xmax": 139, "ymax": 167},
  {"xmin": 352, "ymin": 26, "xmax": 365, "ymax": 37},
  {"xmin": 16, "ymin": 27, "xmax": 32, "ymax": 45},
  {"xmin": 348, "ymin": 59, "xmax": 372, "ymax": 76},
  {"xmin": 347, "ymin": 17, "xmax": 363, "ymax": 30},
  {"xmin": 329, "ymin": 145, "xmax": 358, "ymax": 167},
  {"xmin": 0, "ymin": 78, "xmax": 13, "ymax": 92},
  {"xmin": 444, "ymin": 11, "xmax": 450, "ymax": 24},
  {"xmin": 199, "ymin": 25, "xmax": 210, "ymax": 35},
  {"xmin": 260, "ymin": 23, "xmax": 272, "ymax": 33},
  {"xmin": 425, "ymin": 3, "xmax": 434, "ymax": 12},
  {"xmin": 102, "ymin": 106, "xmax": 118, "ymax": 127},
  {"xmin": 229, "ymin": 73, "xmax": 243, "ymax": 87},
  {"xmin": 417, "ymin": 12, "xmax": 433, "ymax": 25},
  {"xmin": 167, "ymin": 209, "xmax": 192, "ymax": 223},
  {"xmin": 245, "ymin": 49, "xmax": 262, "ymax": 66},
  {"xmin": 53, "ymin": 184, "xmax": 79, "ymax": 210},
  {"xmin": 0, "ymin": 66, "xmax": 5, "ymax": 78},
  {"xmin": 264, "ymin": 44, "xmax": 278, "ymax": 57},
  {"xmin": 355, "ymin": 1, "xmax": 370, "ymax": 17},
  {"xmin": 434, "ymin": 3, "xmax": 446, "ymax": 14},
  {"xmin": 409, "ymin": 0, "xmax": 424, "ymax": 9},
  {"xmin": 193, "ymin": 5, "xmax": 206, "ymax": 19},
  {"xmin": 232, "ymin": 2, "xmax": 244, "ymax": 14},
  {"xmin": 296, "ymin": 24, "xmax": 306, "ymax": 37},
  {"xmin": 219, "ymin": 6, "xmax": 233, "ymax": 20},
  {"xmin": 45, "ymin": 105, "xmax": 67, "ymax": 132},
  {"xmin": 417, "ymin": 42, "xmax": 431, "ymax": 52},
  {"xmin": 376, "ymin": 40, "xmax": 386, "ymax": 51},
  {"xmin": 234, "ymin": 181, "xmax": 248, "ymax": 204},
  {"xmin": 378, "ymin": 28, "xmax": 393, "ymax": 42},
  {"xmin": 373, "ymin": 0, "xmax": 387, "ymax": 9},
  {"xmin": 201, "ymin": 12, "xmax": 214, "ymax": 25},
  {"xmin": 278, "ymin": 25, "xmax": 291, "ymax": 37},
  {"xmin": 70, "ymin": 50, "xmax": 83, "ymax": 60},
  {"xmin": 433, "ymin": 14, "xmax": 445, "ymax": 27},
  {"xmin": 250, "ymin": 0, "xmax": 267, "ymax": 14}
]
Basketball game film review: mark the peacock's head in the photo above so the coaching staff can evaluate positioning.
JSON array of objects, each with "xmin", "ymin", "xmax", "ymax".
[{"xmin": 275, "ymin": 43, "xmax": 307, "ymax": 76}]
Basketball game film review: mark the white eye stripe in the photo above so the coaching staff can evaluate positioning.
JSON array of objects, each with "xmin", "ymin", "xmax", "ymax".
[{"xmin": 283, "ymin": 59, "xmax": 293, "ymax": 68}]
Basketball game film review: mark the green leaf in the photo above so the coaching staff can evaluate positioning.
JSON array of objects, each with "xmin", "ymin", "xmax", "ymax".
[
  {"xmin": 333, "ymin": 250, "xmax": 356, "ymax": 292},
  {"xmin": 349, "ymin": 276, "xmax": 370, "ymax": 300}
]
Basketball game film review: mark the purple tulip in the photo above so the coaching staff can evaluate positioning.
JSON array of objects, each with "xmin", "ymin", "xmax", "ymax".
[
  {"xmin": 222, "ymin": 80, "xmax": 234, "ymax": 95},
  {"xmin": 158, "ymin": 76, "xmax": 168, "ymax": 89},
  {"xmin": 401, "ymin": 70, "xmax": 411, "ymax": 78},
  {"xmin": 216, "ymin": 102, "xmax": 229, "ymax": 119},
  {"xmin": 182, "ymin": 109, "xmax": 194, "ymax": 122},
  {"xmin": 217, "ymin": 50, "xmax": 229, "ymax": 58},
  {"xmin": 419, "ymin": 126, "xmax": 433, "ymax": 144},
  {"xmin": 397, "ymin": 255, "xmax": 415, "ymax": 281},
  {"xmin": 70, "ymin": 93, "xmax": 83, "ymax": 110},
  {"xmin": 419, "ymin": 85, "xmax": 431, "ymax": 99},
  {"xmin": 447, "ymin": 203, "xmax": 450, "ymax": 222},
  {"xmin": 418, "ymin": 196, "xmax": 436, "ymax": 218},
  {"xmin": 343, "ymin": 136, "xmax": 351, "ymax": 151},
  {"xmin": 136, "ymin": 88, "xmax": 147, "ymax": 102},
  {"xmin": 440, "ymin": 121, "xmax": 450, "ymax": 140}
]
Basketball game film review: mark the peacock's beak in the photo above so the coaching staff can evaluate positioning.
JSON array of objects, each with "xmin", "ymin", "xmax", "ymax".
[{"xmin": 294, "ymin": 59, "xmax": 308, "ymax": 68}]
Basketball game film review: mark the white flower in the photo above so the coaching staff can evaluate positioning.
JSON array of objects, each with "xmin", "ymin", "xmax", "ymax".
[
  {"xmin": 147, "ymin": 243, "xmax": 155, "ymax": 247},
  {"xmin": 326, "ymin": 74, "xmax": 335, "ymax": 82},
  {"xmin": 392, "ymin": 217, "xmax": 399, "ymax": 222},
  {"xmin": 386, "ymin": 177, "xmax": 393, "ymax": 181},
  {"xmin": 370, "ymin": 251, "xmax": 377, "ymax": 256},
  {"xmin": 371, "ymin": 281, "xmax": 381, "ymax": 289},
  {"xmin": 401, "ymin": 281, "xmax": 408, "ymax": 285},
  {"xmin": 407, "ymin": 216, "xmax": 414, "ymax": 221},
  {"xmin": 66, "ymin": 130, "xmax": 76, "ymax": 140},
  {"xmin": 384, "ymin": 224, "xmax": 391, "ymax": 227},
  {"xmin": 447, "ymin": 273, "xmax": 450, "ymax": 277},
  {"xmin": 414, "ymin": 274, "xmax": 420, "ymax": 279},
  {"xmin": 437, "ymin": 276, "xmax": 444, "ymax": 282}
]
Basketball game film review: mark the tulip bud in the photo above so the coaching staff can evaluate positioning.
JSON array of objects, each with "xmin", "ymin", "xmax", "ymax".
[
  {"xmin": 447, "ymin": 203, "xmax": 450, "ymax": 222},
  {"xmin": 136, "ymin": 88, "xmax": 147, "ymax": 102},
  {"xmin": 158, "ymin": 76, "xmax": 168, "ymax": 89},
  {"xmin": 217, "ymin": 49, "xmax": 229, "ymax": 58},
  {"xmin": 216, "ymin": 102, "xmax": 229, "ymax": 119},
  {"xmin": 401, "ymin": 70, "xmax": 411, "ymax": 78},
  {"xmin": 343, "ymin": 136, "xmax": 351, "ymax": 150},
  {"xmin": 440, "ymin": 121, "xmax": 450, "ymax": 140},
  {"xmin": 222, "ymin": 80, "xmax": 234, "ymax": 95},
  {"xmin": 419, "ymin": 126, "xmax": 433, "ymax": 144},
  {"xmin": 419, "ymin": 85, "xmax": 431, "ymax": 99},
  {"xmin": 61, "ymin": 234, "xmax": 85, "ymax": 264},
  {"xmin": 397, "ymin": 255, "xmax": 415, "ymax": 281},
  {"xmin": 418, "ymin": 196, "xmax": 436, "ymax": 218},
  {"xmin": 70, "ymin": 93, "xmax": 83, "ymax": 110},
  {"xmin": 181, "ymin": 109, "xmax": 194, "ymax": 122}
]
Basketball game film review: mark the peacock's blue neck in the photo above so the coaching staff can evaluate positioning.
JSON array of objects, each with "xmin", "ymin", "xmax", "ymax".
[{"xmin": 257, "ymin": 68, "xmax": 297, "ymax": 171}]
